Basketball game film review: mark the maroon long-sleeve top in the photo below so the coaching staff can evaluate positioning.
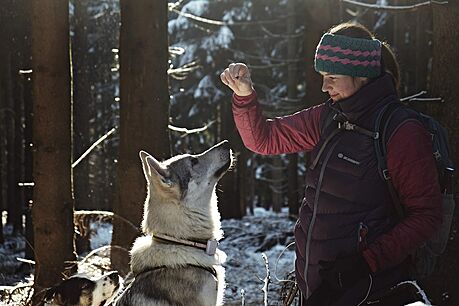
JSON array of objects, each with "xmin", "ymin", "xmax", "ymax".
[{"xmin": 232, "ymin": 91, "xmax": 442, "ymax": 273}]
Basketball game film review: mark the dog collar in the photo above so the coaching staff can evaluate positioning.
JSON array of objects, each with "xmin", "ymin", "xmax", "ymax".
[{"xmin": 153, "ymin": 233, "xmax": 219, "ymax": 256}]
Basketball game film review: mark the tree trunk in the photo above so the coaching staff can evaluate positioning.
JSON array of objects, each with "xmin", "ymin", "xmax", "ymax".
[
  {"xmin": 112, "ymin": 0, "xmax": 170, "ymax": 274},
  {"xmin": 422, "ymin": 3, "xmax": 459, "ymax": 304},
  {"xmin": 0, "ymin": 2, "xmax": 8, "ymax": 245},
  {"xmin": 303, "ymin": 0, "xmax": 333, "ymax": 105},
  {"xmin": 219, "ymin": 98, "xmax": 245, "ymax": 219},
  {"xmin": 31, "ymin": 0, "xmax": 75, "ymax": 301},
  {"xmin": 287, "ymin": 0, "xmax": 299, "ymax": 216},
  {"xmin": 271, "ymin": 157, "xmax": 283, "ymax": 213},
  {"xmin": 72, "ymin": 0, "xmax": 92, "ymax": 211},
  {"xmin": 6, "ymin": 52, "xmax": 18, "ymax": 230}
]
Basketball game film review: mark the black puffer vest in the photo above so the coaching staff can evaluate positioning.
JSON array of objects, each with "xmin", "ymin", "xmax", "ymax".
[{"xmin": 294, "ymin": 74, "xmax": 416, "ymax": 299}]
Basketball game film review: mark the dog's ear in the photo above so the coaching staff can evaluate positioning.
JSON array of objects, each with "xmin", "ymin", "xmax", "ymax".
[{"xmin": 139, "ymin": 150, "xmax": 172, "ymax": 186}]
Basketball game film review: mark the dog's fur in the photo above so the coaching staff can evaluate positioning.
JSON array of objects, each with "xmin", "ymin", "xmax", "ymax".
[
  {"xmin": 44, "ymin": 271, "xmax": 121, "ymax": 306},
  {"xmin": 114, "ymin": 141, "xmax": 232, "ymax": 306}
]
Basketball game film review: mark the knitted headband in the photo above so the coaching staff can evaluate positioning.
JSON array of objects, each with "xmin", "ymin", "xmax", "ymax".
[{"xmin": 314, "ymin": 33, "xmax": 382, "ymax": 78}]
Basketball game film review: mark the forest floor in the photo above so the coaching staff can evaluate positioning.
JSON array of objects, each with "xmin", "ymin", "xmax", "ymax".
[{"xmin": 0, "ymin": 208, "xmax": 298, "ymax": 306}]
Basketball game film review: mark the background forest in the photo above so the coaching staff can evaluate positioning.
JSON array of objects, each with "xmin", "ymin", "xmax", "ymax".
[{"xmin": 0, "ymin": 0, "xmax": 458, "ymax": 305}]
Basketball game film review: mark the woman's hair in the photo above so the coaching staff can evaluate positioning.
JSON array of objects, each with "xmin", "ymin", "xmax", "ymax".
[{"xmin": 328, "ymin": 22, "xmax": 400, "ymax": 90}]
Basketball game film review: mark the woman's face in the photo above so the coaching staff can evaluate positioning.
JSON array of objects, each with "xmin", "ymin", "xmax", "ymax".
[{"xmin": 320, "ymin": 72, "xmax": 369, "ymax": 102}]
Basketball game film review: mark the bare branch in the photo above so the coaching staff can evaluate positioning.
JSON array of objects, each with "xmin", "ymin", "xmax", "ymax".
[
  {"xmin": 260, "ymin": 25, "xmax": 304, "ymax": 39},
  {"xmin": 400, "ymin": 90, "xmax": 444, "ymax": 103},
  {"xmin": 170, "ymin": 7, "xmax": 288, "ymax": 26},
  {"xmin": 74, "ymin": 210, "xmax": 141, "ymax": 237},
  {"xmin": 229, "ymin": 47, "xmax": 303, "ymax": 63},
  {"xmin": 168, "ymin": 0, "xmax": 186, "ymax": 11},
  {"xmin": 72, "ymin": 127, "xmax": 117, "ymax": 168},
  {"xmin": 408, "ymin": 97, "xmax": 444, "ymax": 103},
  {"xmin": 80, "ymin": 245, "xmax": 130, "ymax": 266},
  {"xmin": 245, "ymin": 62, "xmax": 288, "ymax": 70},
  {"xmin": 341, "ymin": 0, "xmax": 448, "ymax": 12},
  {"xmin": 400, "ymin": 90, "xmax": 427, "ymax": 102},
  {"xmin": 168, "ymin": 120, "xmax": 215, "ymax": 137},
  {"xmin": 261, "ymin": 253, "xmax": 270, "ymax": 306},
  {"xmin": 168, "ymin": 60, "xmax": 202, "ymax": 80}
]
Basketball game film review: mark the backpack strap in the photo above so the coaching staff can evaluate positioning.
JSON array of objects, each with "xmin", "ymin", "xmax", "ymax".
[
  {"xmin": 312, "ymin": 100, "xmax": 379, "ymax": 170},
  {"xmin": 319, "ymin": 99, "xmax": 336, "ymax": 136},
  {"xmin": 373, "ymin": 97, "xmax": 405, "ymax": 219}
]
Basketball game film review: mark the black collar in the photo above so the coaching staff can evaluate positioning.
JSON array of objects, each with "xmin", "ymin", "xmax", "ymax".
[
  {"xmin": 152, "ymin": 233, "xmax": 219, "ymax": 256},
  {"xmin": 332, "ymin": 73, "xmax": 398, "ymax": 122}
]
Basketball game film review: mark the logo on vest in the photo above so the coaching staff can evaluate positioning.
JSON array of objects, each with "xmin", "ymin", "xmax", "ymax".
[{"xmin": 337, "ymin": 153, "xmax": 360, "ymax": 165}]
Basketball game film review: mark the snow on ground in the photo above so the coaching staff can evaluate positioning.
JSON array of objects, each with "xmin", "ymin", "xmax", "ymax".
[
  {"xmin": 221, "ymin": 207, "xmax": 297, "ymax": 305},
  {"xmin": 0, "ymin": 207, "xmax": 298, "ymax": 305}
]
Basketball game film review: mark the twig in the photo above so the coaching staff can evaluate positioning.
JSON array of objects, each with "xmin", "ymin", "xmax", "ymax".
[
  {"xmin": 79, "ymin": 245, "xmax": 130, "ymax": 266},
  {"xmin": 168, "ymin": 120, "xmax": 215, "ymax": 137},
  {"xmin": 168, "ymin": 60, "xmax": 201, "ymax": 80},
  {"xmin": 400, "ymin": 90, "xmax": 443, "ymax": 103},
  {"xmin": 408, "ymin": 97, "xmax": 443, "ymax": 103},
  {"xmin": 341, "ymin": 0, "xmax": 448, "ymax": 12},
  {"xmin": 168, "ymin": 0, "xmax": 186, "ymax": 11},
  {"xmin": 260, "ymin": 24, "xmax": 304, "ymax": 38},
  {"xmin": 72, "ymin": 127, "xmax": 117, "ymax": 168},
  {"xmin": 170, "ymin": 7, "xmax": 286, "ymax": 26},
  {"xmin": 247, "ymin": 62, "xmax": 289, "ymax": 70},
  {"xmin": 274, "ymin": 241, "xmax": 296, "ymax": 283},
  {"xmin": 261, "ymin": 253, "xmax": 270, "ymax": 306},
  {"xmin": 228, "ymin": 47, "xmax": 303, "ymax": 63},
  {"xmin": 74, "ymin": 210, "xmax": 140, "ymax": 235},
  {"xmin": 400, "ymin": 90, "xmax": 427, "ymax": 102}
]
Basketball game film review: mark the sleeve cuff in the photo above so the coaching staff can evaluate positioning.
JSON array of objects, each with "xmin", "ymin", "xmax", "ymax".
[{"xmin": 232, "ymin": 90, "xmax": 257, "ymax": 107}]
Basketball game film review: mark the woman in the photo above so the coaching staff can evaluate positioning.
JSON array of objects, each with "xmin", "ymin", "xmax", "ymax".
[{"xmin": 220, "ymin": 22, "xmax": 441, "ymax": 305}]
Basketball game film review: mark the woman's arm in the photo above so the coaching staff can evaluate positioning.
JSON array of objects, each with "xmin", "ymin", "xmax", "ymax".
[
  {"xmin": 362, "ymin": 120, "xmax": 442, "ymax": 272},
  {"xmin": 232, "ymin": 91, "xmax": 323, "ymax": 155}
]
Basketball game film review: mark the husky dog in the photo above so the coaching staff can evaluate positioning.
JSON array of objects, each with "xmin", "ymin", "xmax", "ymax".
[
  {"xmin": 44, "ymin": 271, "xmax": 121, "ymax": 306},
  {"xmin": 114, "ymin": 141, "xmax": 232, "ymax": 306}
]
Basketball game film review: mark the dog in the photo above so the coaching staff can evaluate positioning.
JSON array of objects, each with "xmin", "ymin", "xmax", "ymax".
[
  {"xmin": 114, "ymin": 140, "xmax": 232, "ymax": 306},
  {"xmin": 44, "ymin": 271, "xmax": 121, "ymax": 306}
]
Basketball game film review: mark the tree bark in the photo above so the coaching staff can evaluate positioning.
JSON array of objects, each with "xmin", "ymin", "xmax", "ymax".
[
  {"xmin": 303, "ymin": 0, "xmax": 334, "ymax": 106},
  {"xmin": 31, "ymin": 0, "xmax": 75, "ymax": 302},
  {"xmin": 423, "ymin": 3, "xmax": 459, "ymax": 304},
  {"xmin": 218, "ymin": 99, "xmax": 245, "ymax": 219},
  {"xmin": 287, "ymin": 0, "xmax": 299, "ymax": 216},
  {"xmin": 112, "ymin": 0, "xmax": 170, "ymax": 274},
  {"xmin": 72, "ymin": 0, "xmax": 92, "ymax": 211}
]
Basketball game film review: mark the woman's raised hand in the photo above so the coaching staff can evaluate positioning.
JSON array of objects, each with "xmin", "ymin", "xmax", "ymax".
[{"xmin": 220, "ymin": 63, "xmax": 254, "ymax": 97}]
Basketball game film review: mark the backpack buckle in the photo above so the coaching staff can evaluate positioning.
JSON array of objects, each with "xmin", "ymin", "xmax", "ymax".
[
  {"xmin": 433, "ymin": 150, "xmax": 441, "ymax": 161},
  {"xmin": 382, "ymin": 169, "xmax": 391, "ymax": 180},
  {"xmin": 206, "ymin": 239, "xmax": 218, "ymax": 256}
]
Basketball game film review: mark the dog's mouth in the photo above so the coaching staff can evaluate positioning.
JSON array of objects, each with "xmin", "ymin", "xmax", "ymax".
[{"xmin": 214, "ymin": 159, "xmax": 231, "ymax": 178}]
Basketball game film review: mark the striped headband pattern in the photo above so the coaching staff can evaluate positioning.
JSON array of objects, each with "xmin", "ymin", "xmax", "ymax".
[{"xmin": 314, "ymin": 33, "xmax": 382, "ymax": 78}]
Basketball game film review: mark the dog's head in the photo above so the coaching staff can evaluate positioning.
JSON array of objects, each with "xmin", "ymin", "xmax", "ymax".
[
  {"xmin": 139, "ymin": 140, "xmax": 233, "ymax": 238},
  {"xmin": 44, "ymin": 271, "xmax": 121, "ymax": 306}
]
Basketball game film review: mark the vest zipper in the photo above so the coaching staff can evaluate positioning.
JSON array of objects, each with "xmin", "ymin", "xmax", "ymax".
[{"xmin": 304, "ymin": 136, "xmax": 341, "ymax": 298}]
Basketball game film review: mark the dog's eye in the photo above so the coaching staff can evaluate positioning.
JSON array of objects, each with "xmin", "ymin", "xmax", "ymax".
[{"xmin": 191, "ymin": 157, "xmax": 199, "ymax": 166}]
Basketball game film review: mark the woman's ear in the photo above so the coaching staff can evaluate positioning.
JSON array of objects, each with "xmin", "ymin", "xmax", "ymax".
[{"xmin": 355, "ymin": 77, "xmax": 370, "ymax": 88}]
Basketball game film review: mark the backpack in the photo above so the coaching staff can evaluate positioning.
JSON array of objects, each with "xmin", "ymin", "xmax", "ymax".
[{"xmin": 374, "ymin": 99, "xmax": 456, "ymax": 279}]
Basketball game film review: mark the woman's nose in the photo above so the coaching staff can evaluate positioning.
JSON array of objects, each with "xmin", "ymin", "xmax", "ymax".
[{"xmin": 321, "ymin": 79, "xmax": 331, "ymax": 93}]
